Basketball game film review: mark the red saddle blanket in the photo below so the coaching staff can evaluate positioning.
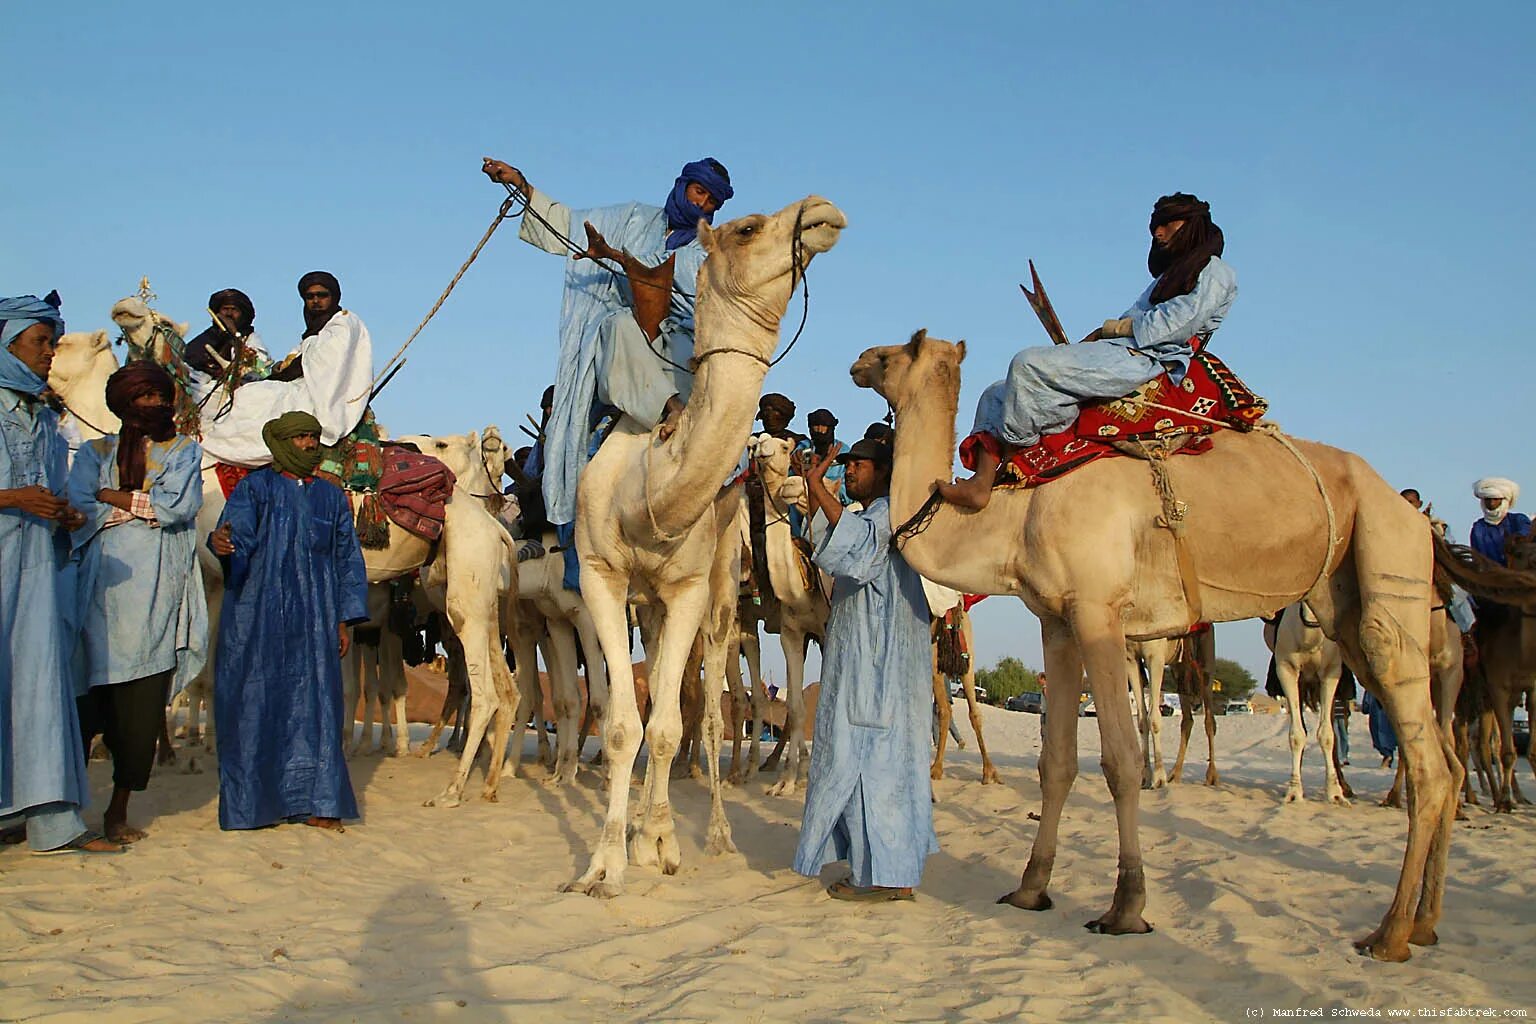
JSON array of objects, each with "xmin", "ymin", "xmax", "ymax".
[
  {"xmin": 958, "ymin": 347, "xmax": 1267, "ymax": 489},
  {"xmin": 378, "ymin": 446, "xmax": 457, "ymax": 542}
]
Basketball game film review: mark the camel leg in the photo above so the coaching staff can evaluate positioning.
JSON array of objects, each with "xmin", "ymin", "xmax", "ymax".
[
  {"xmin": 1127, "ymin": 646, "xmax": 1153, "ymax": 789},
  {"xmin": 930, "ymin": 636, "xmax": 951, "ymax": 782},
  {"xmin": 1491, "ymin": 695, "xmax": 1519, "ymax": 813},
  {"xmin": 1076, "ymin": 606, "xmax": 1153, "ymax": 936},
  {"xmin": 533, "ymin": 636, "xmax": 556, "ymax": 769},
  {"xmin": 574, "ymin": 608, "xmax": 608, "ymax": 764},
  {"xmin": 376, "ymin": 623, "xmax": 411, "ymax": 758},
  {"xmin": 724, "ymin": 629, "xmax": 748, "ymax": 783},
  {"xmin": 565, "ymin": 571, "xmax": 644, "ymax": 898},
  {"xmin": 502, "ymin": 620, "xmax": 543, "ymax": 779},
  {"xmin": 745, "ymin": 633, "xmax": 766, "ymax": 779},
  {"xmin": 674, "ymin": 642, "xmax": 704, "ymax": 780},
  {"xmin": 1317, "ymin": 671, "xmax": 1349, "ymax": 805},
  {"xmin": 343, "ymin": 643, "xmax": 365, "ymax": 758},
  {"xmin": 1453, "ymin": 719, "xmax": 1476, "ymax": 806},
  {"xmin": 1000, "ymin": 616, "xmax": 1081, "ymax": 912},
  {"xmin": 1382, "ymin": 755, "xmax": 1407, "ymax": 809},
  {"xmin": 1276, "ymin": 659, "xmax": 1308, "ymax": 803},
  {"xmin": 768, "ymin": 624, "xmax": 810, "ymax": 797},
  {"xmin": 1201, "ymin": 689, "xmax": 1220, "ymax": 786},
  {"xmin": 545, "ymin": 620, "xmax": 583, "ymax": 786},
  {"xmin": 629, "ymin": 585, "xmax": 712, "ymax": 875},
  {"xmin": 698, "ymin": 536, "xmax": 739, "ymax": 855},
  {"xmin": 960, "ymin": 616, "xmax": 1000, "ymax": 785},
  {"xmin": 1144, "ymin": 643, "xmax": 1169, "ymax": 789},
  {"xmin": 426, "ymin": 557, "xmax": 512, "ymax": 807},
  {"xmin": 1170, "ymin": 703, "xmax": 1194, "ymax": 783}
]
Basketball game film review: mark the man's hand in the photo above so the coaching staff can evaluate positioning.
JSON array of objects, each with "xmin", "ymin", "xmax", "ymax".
[
  {"xmin": 575, "ymin": 221, "xmax": 623, "ymax": 264},
  {"xmin": 2, "ymin": 485, "xmax": 70, "ymax": 520},
  {"xmin": 481, "ymin": 157, "xmax": 528, "ymax": 193},
  {"xmin": 60, "ymin": 506, "xmax": 86, "ymax": 531},
  {"xmin": 210, "ymin": 523, "xmax": 234, "ymax": 556},
  {"xmin": 338, "ymin": 623, "xmax": 351, "ymax": 659},
  {"xmin": 808, "ymin": 442, "xmax": 841, "ymax": 481}
]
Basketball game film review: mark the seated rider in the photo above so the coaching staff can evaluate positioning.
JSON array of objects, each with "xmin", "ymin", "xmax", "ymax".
[
  {"xmin": 1470, "ymin": 477, "xmax": 1530, "ymax": 567},
  {"xmin": 479, "ymin": 154, "xmax": 734, "ymax": 539},
  {"xmin": 939, "ymin": 193, "xmax": 1236, "ymax": 511},
  {"xmin": 184, "ymin": 288, "xmax": 270, "ymax": 381}
]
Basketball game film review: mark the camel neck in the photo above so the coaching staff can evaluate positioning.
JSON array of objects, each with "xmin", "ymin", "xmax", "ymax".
[{"xmin": 889, "ymin": 366, "xmax": 963, "ymax": 564}]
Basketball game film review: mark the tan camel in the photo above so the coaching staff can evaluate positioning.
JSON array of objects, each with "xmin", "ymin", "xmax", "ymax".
[
  {"xmin": 929, "ymin": 605, "xmax": 1001, "ymax": 784},
  {"xmin": 49, "ymin": 329, "xmax": 122, "ymax": 442},
  {"xmin": 850, "ymin": 329, "xmax": 1465, "ymax": 961},
  {"xmin": 562, "ymin": 197, "xmax": 845, "ymax": 898}
]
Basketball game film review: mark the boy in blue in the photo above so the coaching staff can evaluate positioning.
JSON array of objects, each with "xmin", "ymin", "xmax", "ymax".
[
  {"xmin": 942, "ymin": 193, "xmax": 1237, "ymax": 511},
  {"xmin": 793, "ymin": 439, "xmax": 938, "ymax": 901}
]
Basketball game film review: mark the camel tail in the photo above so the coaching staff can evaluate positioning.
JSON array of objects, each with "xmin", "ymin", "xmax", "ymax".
[{"xmin": 1431, "ymin": 535, "xmax": 1536, "ymax": 607}]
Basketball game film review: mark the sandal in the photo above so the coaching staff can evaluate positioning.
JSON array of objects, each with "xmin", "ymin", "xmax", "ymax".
[
  {"xmin": 827, "ymin": 880, "xmax": 915, "ymax": 902},
  {"xmin": 33, "ymin": 830, "xmax": 127, "ymax": 856}
]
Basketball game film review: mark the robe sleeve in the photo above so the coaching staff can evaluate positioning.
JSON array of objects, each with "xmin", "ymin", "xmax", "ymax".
[
  {"xmin": 518, "ymin": 188, "xmax": 574, "ymax": 256},
  {"xmin": 216, "ymin": 475, "xmax": 262, "ymax": 590},
  {"xmin": 329, "ymin": 489, "xmax": 369, "ymax": 625},
  {"xmin": 813, "ymin": 501, "xmax": 893, "ymax": 586},
  {"xmin": 1126, "ymin": 259, "xmax": 1237, "ymax": 357},
  {"xmin": 145, "ymin": 440, "xmax": 205, "ymax": 528},
  {"xmin": 66, "ymin": 438, "xmax": 112, "ymax": 550}
]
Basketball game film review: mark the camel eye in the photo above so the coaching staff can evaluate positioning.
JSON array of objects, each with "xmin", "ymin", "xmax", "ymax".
[{"xmin": 739, "ymin": 225, "xmax": 755, "ymax": 237}]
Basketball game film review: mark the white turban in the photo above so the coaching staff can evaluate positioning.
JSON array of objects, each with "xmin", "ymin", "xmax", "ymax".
[{"xmin": 1473, "ymin": 477, "xmax": 1520, "ymax": 505}]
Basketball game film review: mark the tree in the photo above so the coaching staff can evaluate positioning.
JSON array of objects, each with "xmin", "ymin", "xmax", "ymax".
[
  {"xmin": 1209, "ymin": 657, "xmax": 1258, "ymax": 702},
  {"xmin": 974, "ymin": 655, "xmax": 1040, "ymax": 705}
]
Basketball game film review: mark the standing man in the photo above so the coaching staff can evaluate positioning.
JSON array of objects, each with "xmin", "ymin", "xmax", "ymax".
[
  {"xmin": 793, "ymin": 438, "xmax": 938, "ymax": 901},
  {"xmin": 480, "ymin": 155, "xmax": 734, "ymax": 536},
  {"xmin": 208, "ymin": 411, "xmax": 369, "ymax": 832},
  {"xmin": 0, "ymin": 293, "xmax": 121, "ymax": 854},
  {"xmin": 68, "ymin": 362, "xmax": 207, "ymax": 843}
]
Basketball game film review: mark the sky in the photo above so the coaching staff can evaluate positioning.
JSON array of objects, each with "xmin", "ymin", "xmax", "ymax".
[{"xmin": 6, "ymin": 1, "xmax": 1533, "ymax": 683}]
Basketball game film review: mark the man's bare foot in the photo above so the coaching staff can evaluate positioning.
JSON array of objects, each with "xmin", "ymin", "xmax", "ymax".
[
  {"xmin": 104, "ymin": 818, "xmax": 147, "ymax": 843},
  {"xmin": 656, "ymin": 394, "xmax": 685, "ymax": 442},
  {"xmin": 304, "ymin": 816, "xmax": 346, "ymax": 833}
]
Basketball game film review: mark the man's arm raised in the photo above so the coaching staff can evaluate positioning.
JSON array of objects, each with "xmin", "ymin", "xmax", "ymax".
[{"xmin": 483, "ymin": 156, "xmax": 572, "ymax": 256}]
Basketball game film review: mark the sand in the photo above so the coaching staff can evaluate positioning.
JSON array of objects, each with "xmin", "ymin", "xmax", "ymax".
[{"xmin": 3, "ymin": 702, "xmax": 1534, "ymax": 1023}]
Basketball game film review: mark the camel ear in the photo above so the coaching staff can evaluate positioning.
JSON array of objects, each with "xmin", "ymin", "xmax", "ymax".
[
  {"xmin": 697, "ymin": 218, "xmax": 716, "ymax": 253},
  {"xmin": 956, "ymin": 339, "xmax": 967, "ymax": 362},
  {"xmin": 93, "ymin": 329, "xmax": 110, "ymax": 351},
  {"xmin": 467, "ymin": 430, "xmax": 478, "ymax": 446},
  {"xmin": 906, "ymin": 328, "xmax": 927, "ymax": 356},
  {"xmin": 177, "ymin": 321, "xmax": 189, "ymax": 338}
]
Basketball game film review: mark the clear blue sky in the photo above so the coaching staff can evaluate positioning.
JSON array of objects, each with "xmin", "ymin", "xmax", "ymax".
[{"xmin": 7, "ymin": 1, "xmax": 1533, "ymax": 681}]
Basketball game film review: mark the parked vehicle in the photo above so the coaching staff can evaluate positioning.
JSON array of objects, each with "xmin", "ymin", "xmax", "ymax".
[
  {"xmin": 1005, "ymin": 692, "xmax": 1043, "ymax": 714},
  {"xmin": 1224, "ymin": 699, "xmax": 1253, "ymax": 715},
  {"xmin": 948, "ymin": 681, "xmax": 989, "ymax": 702}
]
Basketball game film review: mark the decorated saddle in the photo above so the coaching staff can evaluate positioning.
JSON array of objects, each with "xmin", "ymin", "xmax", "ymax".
[{"xmin": 959, "ymin": 344, "xmax": 1267, "ymax": 490}]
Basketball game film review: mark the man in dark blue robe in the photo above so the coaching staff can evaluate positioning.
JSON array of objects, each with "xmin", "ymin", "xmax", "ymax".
[{"xmin": 209, "ymin": 411, "xmax": 368, "ymax": 831}]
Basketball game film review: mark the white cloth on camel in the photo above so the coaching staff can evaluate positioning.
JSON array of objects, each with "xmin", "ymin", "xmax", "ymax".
[{"xmin": 195, "ymin": 312, "xmax": 372, "ymax": 467}]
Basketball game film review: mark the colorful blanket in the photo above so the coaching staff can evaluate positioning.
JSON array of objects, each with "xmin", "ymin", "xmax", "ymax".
[
  {"xmin": 959, "ymin": 347, "xmax": 1267, "ymax": 489},
  {"xmin": 378, "ymin": 445, "xmax": 457, "ymax": 542}
]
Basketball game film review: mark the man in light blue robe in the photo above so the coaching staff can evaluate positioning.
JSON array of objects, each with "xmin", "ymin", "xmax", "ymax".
[
  {"xmin": 481, "ymin": 154, "xmax": 735, "ymax": 587},
  {"xmin": 208, "ymin": 412, "xmax": 368, "ymax": 832},
  {"xmin": 0, "ymin": 293, "xmax": 122, "ymax": 854},
  {"xmin": 942, "ymin": 193, "xmax": 1238, "ymax": 510},
  {"xmin": 68, "ymin": 361, "xmax": 207, "ymax": 842},
  {"xmin": 793, "ymin": 438, "xmax": 938, "ymax": 899}
]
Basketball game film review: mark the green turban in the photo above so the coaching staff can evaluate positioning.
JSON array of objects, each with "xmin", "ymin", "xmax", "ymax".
[{"xmin": 262, "ymin": 411, "xmax": 324, "ymax": 478}]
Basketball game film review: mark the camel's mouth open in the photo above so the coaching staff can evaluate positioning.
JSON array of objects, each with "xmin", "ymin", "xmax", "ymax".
[{"xmin": 795, "ymin": 197, "xmax": 846, "ymax": 255}]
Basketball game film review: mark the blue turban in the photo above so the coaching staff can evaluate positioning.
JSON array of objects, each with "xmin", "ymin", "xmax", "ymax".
[
  {"xmin": 0, "ymin": 292, "xmax": 65, "ymax": 396},
  {"xmin": 663, "ymin": 158, "xmax": 735, "ymax": 251}
]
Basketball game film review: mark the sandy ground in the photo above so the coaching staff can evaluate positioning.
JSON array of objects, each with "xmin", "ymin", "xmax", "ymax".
[{"xmin": 3, "ymin": 702, "xmax": 1535, "ymax": 1023}]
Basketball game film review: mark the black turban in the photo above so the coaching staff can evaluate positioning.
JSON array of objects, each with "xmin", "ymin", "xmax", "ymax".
[
  {"xmin": 105, "ymin": 362, "xmax": 177, "ymax": 490},
  {"xmin": 757, "ymin": 393, "xmax": 795, "ymax": 420},
  {"xmin": 863, "ymin": 422, "xmax": 893, "ymax": 444},
  {"xmin": 807, "ymin": 408, "xmax": 838, "ymax": 428},
  {"xmin": 1147, "ymin": 193, "xmax": 1224, "ymax": 306},
  {"xmin": 208, "ymin": 288, "xmax": 255, "ymax": 329},
  {"xmin": 297, "ymin": 271, "xmax": 341, "ymax": 303}
]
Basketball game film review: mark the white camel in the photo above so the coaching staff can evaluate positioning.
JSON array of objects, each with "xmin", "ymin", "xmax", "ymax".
[
  {"xmin": 1268, "ymin": 602, "xmax": 1350, "ymax": 804},
  {"xmin": 562, "ymin": 196, "xmax": 846, "ymax": 898}
]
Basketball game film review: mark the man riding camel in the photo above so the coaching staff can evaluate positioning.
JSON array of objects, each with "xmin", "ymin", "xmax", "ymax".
[
  {"xmin": 479, "ymin": 155, "xmax": 734, "ymax": 536},
  {"xmin": 196, "ymin": 272, "xmax": 373, "ymax": 468},
  {"xmin": 939, "ymin": 193, "xmax": 1237, "ymax": 511}
]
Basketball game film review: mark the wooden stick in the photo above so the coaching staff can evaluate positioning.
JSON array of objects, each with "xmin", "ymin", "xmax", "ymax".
[{"xmin": 1019, "ymin": 260, "xmax": 1070, "ymax": 346}]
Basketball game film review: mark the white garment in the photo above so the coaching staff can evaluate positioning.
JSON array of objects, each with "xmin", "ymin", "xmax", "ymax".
[{"xmin": 196, "ymin": 312, "xmax": 373, "ymax": 466}]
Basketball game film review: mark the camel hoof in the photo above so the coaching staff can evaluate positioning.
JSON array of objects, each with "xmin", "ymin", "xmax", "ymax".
[
  {"xmin": 1204, "ymin": 770, "xmax": 1220, "ymax": 787},
  {"xmin": 1379, "ymin": 795, "xmax": 1403, "ymax": 810},
  {"xmin": 981, "ymin": 769, "xmax": 1001, "ymax": 785},
  {"xmin": 479, "ymin": 790, "xmax": 500, "ymax": 803},
  {"xmin": 766, "ymin": 779, "xmax": 798, "ymax": 798},
  {"xmin": 1283, "ymin": 787, "xmax": 1303, "ymax": 804},
  {"xmin": 1084, "ymin": 915, "xmax": 1154, "ymax": 935},
  {"xmin": 1353, "ymin": 933, "xmax": 1411, "ymax": 962},
  {"xmin": 760, "ymin": 755, "xmax": 782, "ymax": 772},
  {"xmin": 563, "ymin": 878, "xmax": 621, "ymax": 899},
  {"xmin": 425, "ymin": 792, "xmax": 462, "ymax": 809},
  {"xmin": 1409, "ymin": 925, "xmax": 1439, "ymax": 947},
  {"xmin": 997, "ymin": 890, "xmax": 1052, "ymax": 912},
  {"xmin": 705, "ymin": 831, "xmax": 737, "ymax": 857},
  {"xmin": 930, "ymin": 765, "xmax": 944, "ymax": 781},
  {"xmin": 1328, "ymin": 794, "xmax": 1352, "ymax": 807}
]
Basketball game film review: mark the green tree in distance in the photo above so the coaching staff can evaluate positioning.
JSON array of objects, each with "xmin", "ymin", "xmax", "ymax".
[
  {"xmin": 1209, "ymin": 657, "xmax": 1258, "ymax": 702},
  {"xmin": 974, "ymin": 656, "xmax": 1040, "ymax": 705}
]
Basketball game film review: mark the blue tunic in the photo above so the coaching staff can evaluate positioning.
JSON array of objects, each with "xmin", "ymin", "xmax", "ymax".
[
  {"xmin": 68, "ymin": 435, "xmax": 208, "ymax": 695},
  {"xmin": 519, "ymin": 193, "xmax": 707, "ymax": 526},
  {"xmin": 213, "ymin": 469, "xmax": 369, "ymax": 829},
  {"xmin": 1470, "ymin": 513, "xmax": 1532, "ymax": 566},
  {"xmin": 976, "ymin": 256, "xmax": 1238, "ymax": 446},
  {"xmin": 793, "ymin": 496, "xmax": 938, "ymax": 888},
  {"xmin": 0, "ymin": 388, "xmax": 89, "ymax": 825}
]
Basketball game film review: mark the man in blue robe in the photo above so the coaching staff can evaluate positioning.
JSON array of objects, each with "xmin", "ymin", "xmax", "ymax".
[
  {"xmin": 0, "ymin": 293, "xmax": 122, "ymax": 854},
  {"xmin": 942, "ymin": 193, "xmax": 1238, "ymax": 510},
  {"xmin": 209, "ymin": 411, "xmax": 368, "ymax": 832},
  {"xmin": 1470, "ymin": 478, "xmax": 1530, "ymax": 566},
  {"xmin": 480, "ymin": 154, "xmax": 735, "ymax": 580},
  {"xmin": 68, "ymin": 362, "xmax": 207, "ymax": 843},
  {"xmin": 793, "ymin": 438, "xmax": 938, "ymax": 900}
]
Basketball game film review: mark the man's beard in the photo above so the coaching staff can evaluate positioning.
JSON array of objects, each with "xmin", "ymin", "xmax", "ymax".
[{"xmin": 304, "ymin": 306, "xmax": 337, "ymax": 336}]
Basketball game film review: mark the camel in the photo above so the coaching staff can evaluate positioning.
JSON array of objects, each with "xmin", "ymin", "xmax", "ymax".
[
  {"xmin": 929, "ymin": 605, "xmax": 1001, "ymax": 784},
  {"xmin": 1267, "ymin": 602, "xmax": 1352, "ymax": 804},
  {"xmin": 1465, "ymin": 532, "xmax": 1536, "ymax": 811},
  {"xmin": 49, "ymin": 328, "xmax": 122, "ymax": 444},
  {"xmin": 744, "ymin": 433, "xmax": 829, "ymax": 796},
  {"xmin": 80, "ymin": 298, "xmax": 525, "ymax": 809},
  {"xmin": 1127, "ymin": 626, "xmax": 1217, "ymax": 788},
  {"xmin": 725, "ymin": 561, "xmax": 773, "ymax": 782},
  {"xmin": 849, "ymin": 329, "xmax": 1476, "ymax": 961},
  {"xmin": 562, "ymin": 196, "xmax": 845, "ymax": 898},
  {"xmin": 345, "ymin": 584, "xmax": 414, "ymax": 758}
]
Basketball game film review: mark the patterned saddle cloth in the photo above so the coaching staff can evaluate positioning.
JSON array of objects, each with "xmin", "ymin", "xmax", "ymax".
[{"xmin": 959, "ymin": 347, "xmax": 1267, "ymax": 490}]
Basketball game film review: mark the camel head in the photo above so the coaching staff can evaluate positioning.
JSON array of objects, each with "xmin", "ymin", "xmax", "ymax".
[
  {"xmin": 749, "ymin": 433, "xmax": 797, "ymax": 498},
  {"xmin": 48, "ymin": 329, "xmax": 122, "ymax": 434},
  {"xmin": 695, "ymin": 197, "xmax": 846, "ymax": 329},
  {"xmin": 849, "ymin": 329, "xmax": 966, "ymax": 412},
  {"xmin": 110, "ymin": 297, "xmax": 189, "ymax": 363},
  {"xmin": 397, "ymin": 431, "xmax": 502, "ymax": 500},
  {"xmin": 479, "ymin": 424, "xmax": 511, "ymax": 483}
]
